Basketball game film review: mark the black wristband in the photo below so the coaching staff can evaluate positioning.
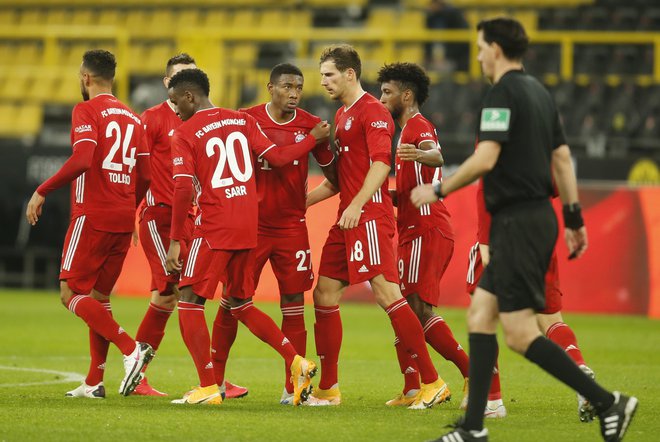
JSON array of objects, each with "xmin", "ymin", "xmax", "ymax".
[
  {"xmin": 433, "ymin": 181, "xmax": 443, "ymax": 199},
  {"xmin": 562, "ymin": 203, "xmax": 584, "ymax": 230}
]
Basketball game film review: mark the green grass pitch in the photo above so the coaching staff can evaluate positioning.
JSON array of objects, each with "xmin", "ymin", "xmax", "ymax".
[{"xmin": 0, "ymin": 290, "xmax": 658, "ymax": 441}]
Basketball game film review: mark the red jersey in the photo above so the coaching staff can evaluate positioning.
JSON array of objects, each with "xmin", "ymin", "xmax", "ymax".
[
  {"xmin": 241, "ymin": 103, "xmax": 334, "ymax": 236},
  {"xmin": 395, "ymin": 113, "xmax": 453, "ymax": 243},
  {"xmin": 171, "ymin": 108, "xmax": 275, "ymax": 250},
  {"xmin": 141, "ymin": 100, "xmax": 181, "ymax": 207},
  {"xmin": 70, "ymin": 93, "xmax": 147, "ymax": 232},
  {"xmin": 334, "ymin": 92, "xmax": 394, "ymax": 223}
]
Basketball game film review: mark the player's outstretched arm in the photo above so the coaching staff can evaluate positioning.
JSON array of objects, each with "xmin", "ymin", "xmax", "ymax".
[
  {"xmin": 338, "ymin": 161, "xmax": 390, "ymax": 230},
  {"xmin": 261, "ymin": 122, "xmax": 330, "ymax": 167},
  {"xmin": 307, "ymin": 178, "xmax": 338, "ymax": 208},
  {"xmin": 397, "ymin": 141, "xmax": 444, "ymax": 167},
  {"xmin": 25, "ymin": 140, "xmax": 95, "ymax": 226},
  {"xmin": 552, "ymin": 144, "xmax": 588, "ymax": 259}
]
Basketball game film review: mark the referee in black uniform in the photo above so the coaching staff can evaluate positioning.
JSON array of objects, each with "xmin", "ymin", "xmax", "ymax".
[{"xmin": 411, "ymin": 17, "xmax": 638, "ymax": 442}]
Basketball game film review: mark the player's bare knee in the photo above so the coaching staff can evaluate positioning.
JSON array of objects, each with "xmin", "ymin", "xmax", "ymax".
[
  {"xmin": 59, "ymin": 281, "xmax": 74, "ymax": 306},
  {"xmin": 155, "ymin": 293, "xmax": 178, "ymax": 310},
  {"xmin": 228, "ymin": 296, "xmax": 251, "ymax": 308},
  {"xmin": 179, "ymin": 287, "xmax": 205, "ymax": 305},
  {"xmin": 281, "ymin": 293, "xmax": 304, "ymax": 305}
]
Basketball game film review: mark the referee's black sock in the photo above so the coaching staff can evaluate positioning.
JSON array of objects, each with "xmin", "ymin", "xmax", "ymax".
[
  {"xmin": 463, "ymin": 333, "xmax": 498, "ymax": 432},
  {"xmin": 524, "ymin": 336, "xmax": 614, "ymax": 412}
]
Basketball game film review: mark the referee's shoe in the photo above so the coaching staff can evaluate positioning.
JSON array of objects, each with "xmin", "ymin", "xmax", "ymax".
[
  {"xmin": 598, "ymin": 391, "xmax": 638, "ymax": 441},
  {"xmin": 431, "ymin": 419, "xmax": 488, "ymax": 442}
]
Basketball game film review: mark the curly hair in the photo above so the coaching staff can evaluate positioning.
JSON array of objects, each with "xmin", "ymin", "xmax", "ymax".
[
  {"xmin": 82, "ymin": 49, "xmax": 116, "ymax": 81},
  {"xmin": 168, "ymin": 68, "xmax": 210, "ymax": 97},
  {"xmin": 376, "ymin": 62, "xmax": 430, "ymax": 106}
]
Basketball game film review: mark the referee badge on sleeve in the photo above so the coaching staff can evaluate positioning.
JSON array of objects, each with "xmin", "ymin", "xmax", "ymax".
[{"xmin": 480, "ymin": 108, "xmax": 511, "ymax": 131}]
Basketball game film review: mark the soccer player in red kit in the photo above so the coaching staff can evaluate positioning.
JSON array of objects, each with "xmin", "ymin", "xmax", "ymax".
[
  {"xmin": 133, "ymin": 53, "xmax": 247, "ymax": 399},
  {"xmin": 466, "ymin": 180, "xmax": 596, "ymax": 421},
  {"xmin": 305, "ymin": 44, "xmax": 449, "ymax": 409},
  {"xmin": 377, "ymin": 62, "xmax": 470, "ymax": 407},
  {"xmin": 25, "ymin": 50, "xmax": 154, "ymax": 398},
  {"xmin": 208, "ymin": 63, "xmax": 336, "ymax": 405},
  {"xmin": 164, "ymin": 68, "xmax": 329, "ymax": 405}
]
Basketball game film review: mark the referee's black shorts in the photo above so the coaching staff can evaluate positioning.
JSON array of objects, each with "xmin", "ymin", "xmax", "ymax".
[{"xmin": 478, "ymin": 199, "xmax": 558, "ymax": 313}]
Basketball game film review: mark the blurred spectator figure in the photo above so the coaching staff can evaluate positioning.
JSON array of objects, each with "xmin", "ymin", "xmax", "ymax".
[{"xmin": 425, "ymin": 0, "xmax": 468, "ymax": 72}]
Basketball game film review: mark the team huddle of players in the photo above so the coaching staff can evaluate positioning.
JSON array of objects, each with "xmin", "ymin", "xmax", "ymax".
[{"xmin": 26, "ymin": 44, "xmax": 593, "ymax": 417}]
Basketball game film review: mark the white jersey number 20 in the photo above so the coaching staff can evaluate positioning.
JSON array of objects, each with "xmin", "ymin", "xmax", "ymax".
[{"xmin": 206, "ymin": 131, "xmax": 253, "ymax": 189}]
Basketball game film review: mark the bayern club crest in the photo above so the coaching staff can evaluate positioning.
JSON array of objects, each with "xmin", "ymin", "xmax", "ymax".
[
  {"xmin": 344, "ymin": 116, "xmax": 353, "ymax": 131},
  {"xmin": 294, "ymin": 131, "xmax": 306, "ymax": 143}
]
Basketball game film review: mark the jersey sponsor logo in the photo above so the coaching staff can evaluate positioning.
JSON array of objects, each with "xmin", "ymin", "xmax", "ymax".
[
  {"xmin": 370, "ymin": 120, "xmax": 389, "ymax": 129},
  {"xmin": 168, "ymin": 129, "xmax": 175, "ymax": 136},
  {"xmin": 480, "ymin": 108, "xmax": 511, "ymax": 131},
  {"xmin": 173, "ymin": 156, "xmax": 184, "ymax": 166},
  {"xmin": 344, "ymin": 116, "xmax": 354, "ymax": 131},
  {"xmin": 74, "ymin": 124, "xmax": 92, "ymax": 133},
  {"xmin": 294, "ymin": 131, "xmax": 306, "ymax": 143}
]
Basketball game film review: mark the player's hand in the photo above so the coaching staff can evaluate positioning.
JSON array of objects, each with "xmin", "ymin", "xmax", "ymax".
[
  {"xmin": 165, "ymin": 240, "xmax": 182, "ymax": 274},
  {"xmin": 565, "ymin": 226, "xmax": 588, "ymax": 259},
  {"xmin": 310, "ymin": 121, "xmax": 330, "ymax": 144},
  {"xmin": 397, "ymin": 144, "xmax": 421, "ymax": 162},
  {"xmin": 26, "ymin": 191, "xmax": 45, "ymax": 226},
  {"xmin": 132, "ymin": 227, "xmax": 139, "ymax": 246},
  {"xmin": 338, "ymin": 203, "xmax": 362, "ymax": 230},
  {"xmin": 410, "ymin": 183, "xmax": 439, "ymax": 208}
]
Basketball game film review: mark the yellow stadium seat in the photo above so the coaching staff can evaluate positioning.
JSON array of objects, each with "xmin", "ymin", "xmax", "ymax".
[
  {"xmin": 16, "ymin": 43, "xmax": 43, "ymax": 66},
  {"xmin": 290, "ymin": 10, "xmax": 312, "ymax": 28},
  {"xmin": 367, "ymin": 8, "xmax": 397, "ymax": 29},
  {"xmin": 16, "ymin": 103, "xmax": 44, "ymax": 136},
  {"xmin": 53, "ymin": 74, "xmax": 81, "ymax": 104},
  {"xmin": 0, "ymin": 104, "xmax": 17, "ymax": 136},
  {"xmin": 0, "ymin": 9, "xmax": 17, "ymax": 27},
  {"xmin": 231, "ymin": 10, "xmax": 257, "ymax": 28},
  {"xmin": 2, "ymin": 74, "xmax": 31, "ymax": 101},
  {"xmin": 397, "ymin": 44, "xmax": 425, "ymax": 65},
  {"xmin": 71, "ymin": 9, "xmax": 97, "ymax": 26},
  {"xmin": 200, "ymin": 9, "xmax": 228, "ymax": 29},
  {"xmin": 26, "ymin": 75, "xmax": 58, "ymax": 102},
  {"xmin": 18, "ymin": 9, "xmax": 45, "ymax": 26},
  {"xmin": 228, "ymin": 43, "xmax": 258, "ymax": 65},
  {"xmin": 125, "ymin": 9, "xmax": 149, "ymax": 33},
  {"xmin": 176, "ymin": 9, "xmax": 201, "ymax": 30},
  {"xmin": 399, "ymin": 10, "xmax": 426, "ymax": 29},
  {"xmin": 143, "ymin": 43, "xmax": 176, "ymax": 74},
  {"xmin": 259, "ymin": 10, "xmax": 286, "ymax": 29},
  {"xmin": 97, "ymin": 9, "xmax": 124, "ymax": 27},
  {"xmin": 45, "ymin": 8, "xmax": 70, "ymax": 26}
]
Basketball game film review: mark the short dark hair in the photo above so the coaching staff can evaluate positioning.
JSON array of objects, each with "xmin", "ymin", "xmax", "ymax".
[
  {"xmin": 319, "ymin": 44, "xmax": 361, "ymax": 80},
  {"xmin": 82, "ymin": 49, "xmax": 116, "ymax": 81},
  {"xmin": 166, "ymin": 53, "xmax": 196, "ymax": 76},
  {"xmin": 377, "ymin": 62, "xmax": 430, "ymax": 106},
  {"xmin": 270, "ymin": 63, "xmax": 303, "ymax": 83},
  {"xmin": 168, "ymin": 68, "xmax": 210, "ymax": 97},
  {"xmin": 477, "ymin": 17, "xmax": 529, "ymax": 61}
]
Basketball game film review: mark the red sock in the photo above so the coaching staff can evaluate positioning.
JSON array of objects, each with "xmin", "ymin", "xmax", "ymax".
[
  {"xmin": 178, "ymin": 301, "xmax": 215, "ymax": 387},
  {"xmin": 386, "ymin": 298, "xmax": 438, "ymax": 384},
  {"xmin": 211, "ymin": 298, "xmax": 238, "ymax": 385},
  {"xmin": 546, "ymin": 322, "xmax": 586, "ymax": 366},
  {"xmin": 136, "ymin": 302, "xmax": 173, "ymax": 351},
  {"xmin": 231, "ymin": 300, "xmax": 297, "ymax": 368},
  {"xmin": 314, "ymin": 304, "xmax": 342, "ymax": 390},
  {"xmin": 395, "ymin": 336, "xmax": 420, "ymax": 394},
  {"xmin": 86, "ymin": 300, "xmax": 111, "ymax": 385},
  {"xmin": 424, "ymin": 315, "xmax": 470, "ymax": 378},
  {"xmin": 281, "ymin": 301, "xmax": 306, "ymax": 393},
  {"xmin": 67, "ymin": 295, "xmax": 134, "ymax": 355},
  {"xmin": 489, "ymin": 358, "xmax": 502, "ymax": 401}
]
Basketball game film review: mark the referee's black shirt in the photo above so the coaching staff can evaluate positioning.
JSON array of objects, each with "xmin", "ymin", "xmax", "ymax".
[{"xmin": 478, "ymin": 69, "xmax": 566, "ymax": 213}]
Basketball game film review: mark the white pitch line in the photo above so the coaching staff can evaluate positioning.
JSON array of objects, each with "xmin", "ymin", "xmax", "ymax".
[{"xmin": 0, "ymin": 365, "xmax": 84, "ymax": 387}]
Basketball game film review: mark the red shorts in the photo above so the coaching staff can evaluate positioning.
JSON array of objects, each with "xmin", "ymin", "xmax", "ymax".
[
  {"xmin": 59, "ymin": 215, "xmax": 131, "ymax": 296},
  {"xmin": 254, "ymin": 230, "xmax": 314, "ymax": 295},
  {"xmin": 465, "ymin": 242, "xmax": 563, "ymax": 313},
  {"xmin": 139, "ymin": 205, "xmax": 194, "ymax": 294},
  {"xmin": 179, "ymin": 237, "xmax": 256, "ymax": 300},
  {"xmin": 318, "ymin": 216, "xmax": 398, "ymax": 285},
  {"xmin": 398, "ymin": 228, "xmax": 454, "ymax": 306}
]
